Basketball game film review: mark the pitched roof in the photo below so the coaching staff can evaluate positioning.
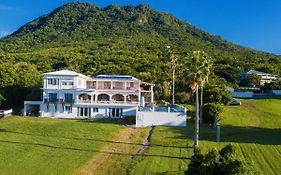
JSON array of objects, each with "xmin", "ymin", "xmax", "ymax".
[
  {"xmin": 43, "ymin": 70, "xmax": 90, "ymax": 79},
  {"xmin": 241, "ymin": 70, "xmax": 276, "ymax": 76}
]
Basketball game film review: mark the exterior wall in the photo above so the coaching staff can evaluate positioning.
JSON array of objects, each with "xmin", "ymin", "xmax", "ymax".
[
  {"xmin": 39, "ymin": 103, "xmax": 137, "ymax": 118},
  {"xmin": 232, "ymin": 91, "xmax": 253, "ymax": 98},
  {"xmin": 272, "ymin": 90, "xmax": 281, "ymax": 95},
  {"xmin": 136, "ymin": 111, "xmax": 186, "ymax": 127}
]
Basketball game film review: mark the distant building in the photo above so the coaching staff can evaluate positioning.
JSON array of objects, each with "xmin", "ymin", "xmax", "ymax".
[{"xmin": 240, "ymin": 70, "xmax": 278, "ymax": 85}]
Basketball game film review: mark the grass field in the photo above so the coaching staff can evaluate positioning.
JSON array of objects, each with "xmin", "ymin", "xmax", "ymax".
[
  {"xmin": 0, "ymin": 117, "xmax": 124, "ymax": 175},
  {"xmin": 0, "ymin": 98, "xmax": 280, "ymax": 175},
  {"xmin": 129, "ymin": 98, "xmax": 281, "ymax": 175}
]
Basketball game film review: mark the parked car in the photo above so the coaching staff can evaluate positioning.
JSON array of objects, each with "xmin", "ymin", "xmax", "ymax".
[{"xmin": 230, "ymin": 100, "xmax": 242, "ymax": 105}]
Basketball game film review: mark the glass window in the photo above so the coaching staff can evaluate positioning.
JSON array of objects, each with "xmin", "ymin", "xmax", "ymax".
[
  {"xmin": 93, "ymin": 107, "xmax": 99, "ymax": 112},
  {"xmin": 62, "ymin": 81, "xmax": 67, "ymax": 85},
  {"xmin": 68, "ymin": 81, "xmax": 74, "ymax": 85},
  {"xmin": 49, "ymin": 93, "xmax": 57, "ymax": 101},
  {"xmin": 64, "ymin": 93, "xmax": 73, "ymax": 101},
  {"xmin": 65, "ymin": 106, "xmax": 71, "ymax": 112}
]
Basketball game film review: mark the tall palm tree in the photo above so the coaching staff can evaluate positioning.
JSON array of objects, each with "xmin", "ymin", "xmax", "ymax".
[
  {"xmin": 183, "ymin": 50, "xmax": 211, "ymax": 148},
  {"xmin": 199, "ymin": 56, "xmax": 212, "ymax": 125},
  {"xmin": 168, "ymin": 54, "xmax": 178, "ymax": 105},
  {"xmin": 166, "ymin": 45, "xmax": 178, "ymax": 105}
]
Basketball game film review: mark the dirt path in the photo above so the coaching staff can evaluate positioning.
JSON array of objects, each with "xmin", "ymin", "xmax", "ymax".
[{"xmin": 76, "ymin": 126, "xmax": 151, "ymax": 175}]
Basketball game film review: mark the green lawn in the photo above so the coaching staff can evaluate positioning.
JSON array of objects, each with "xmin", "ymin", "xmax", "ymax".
[
  {"xmin": 0, "ymin": 116, "xmax": 123, "ymax": 175},
  {"xmin": 129, "ymin": 98, "xmax": 281, "ymax": 175}
]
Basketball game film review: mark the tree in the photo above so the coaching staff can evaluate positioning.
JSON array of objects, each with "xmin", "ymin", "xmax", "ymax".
[
  {"xmin": 203, "ymin": 85, "xmax": 232, "ymax": 105},
  {"xmin": 202, "ymin": 103, "xmax": 223, "ymax": 125},
  {"xmin": 241, "ymin": 74, "xmax": 261, "ymax": 86},
  {"xmin": 199, "ymin": 53, "xmax": 212, "ymax": 125},
  {"xmin": 183, "ymin": 50, "xmax": 212, "ymax": 148},
  {"xmin": 185, "ymin": 144, "xmax": 256, "ymax": 175},
  {"xmin": 166, "ymin": 45, "xmax": 178, "ymax": 105}
]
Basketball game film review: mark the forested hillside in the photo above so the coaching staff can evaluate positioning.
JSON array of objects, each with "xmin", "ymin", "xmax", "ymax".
[{"xmin": 0, "ymin": 2, "xmax": 280, "ymax": 109}]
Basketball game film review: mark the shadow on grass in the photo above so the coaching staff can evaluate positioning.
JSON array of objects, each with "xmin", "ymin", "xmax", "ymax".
[
  {"xmin": 0, "ymin": 128, "xmax": 193, "ymax": 149},
  {"xmin": 0, "ymin": 139, "xmax": 190, "ymax": 160},
  {"xmin": 169, "ymin": 123, "xmax": 281, "ymax": 145},
  {"xmin": 153, "ymin": 120, "xmax": 281, "ymax": 145}
]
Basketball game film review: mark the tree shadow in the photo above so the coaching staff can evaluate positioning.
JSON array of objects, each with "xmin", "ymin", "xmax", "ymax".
[
  {"xmin": 189, "ymin": 125, "xmax": 281, "ymax": 145},
  {"xmin": 0, "ymin": 138, "xmax": 190, "ymax": 160},
  {"xmin": 161, "ymin": 124, "xmax": 281, "ymax": 145}
]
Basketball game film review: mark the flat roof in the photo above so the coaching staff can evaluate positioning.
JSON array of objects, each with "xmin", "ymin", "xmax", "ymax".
[{"xmin": 92, "ymin": 74, "xmax": 140, "ymax": 81}]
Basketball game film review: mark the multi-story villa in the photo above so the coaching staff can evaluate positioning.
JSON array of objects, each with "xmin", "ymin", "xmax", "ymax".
[
  {"xmin": 240, "ymin": 70, "xmax": 278, "ymax": 85},
  {"xmin": 24, "ymin": 70, "xmax": 154, "ymax": 118}
]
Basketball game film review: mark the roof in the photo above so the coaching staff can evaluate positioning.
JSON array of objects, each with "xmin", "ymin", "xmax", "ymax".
[
  {"xmin": 241, "ymin": 70, "xmax": 276, "ymax": 76},
  {"xmin": 43, "ymin": 70, "xmax": 90, "ymax": 79},
  {"xmin": 92, "ymin": 74, "xmax": 140, "ymax": 81}
]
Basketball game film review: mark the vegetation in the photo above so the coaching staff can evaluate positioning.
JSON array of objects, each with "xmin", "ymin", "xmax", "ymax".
[
  {"xmin": 203, "ymin": 85, "xmax": 232, "ymax": 105},
  {"xmin": 240, "ymin": 73, "xmax": 261, "ymax": 86},
  {"xmin": 202, "ymin": 103, "xmax": 223, "ymax": 125},
  {"xmin": 0, "ymin": 117, "xmax": 123, "ymax": 175},
  {"xmin": 183, "ymin": 51, "xmax": 212, "ymax": 147},
  {"xmin": 0, "ymin": 2, "xmax": 280, "ymax": 110},
  {"xmin": 128, "ymin": 98, "xmax": 281, "ymax": 174},
  {"xmin": 186, "ymin": 145, "xmax": 254, "ymax": 175},
  {"xmin": 261, "ymin": 80, "xmax": 281, "ymax": 92}
]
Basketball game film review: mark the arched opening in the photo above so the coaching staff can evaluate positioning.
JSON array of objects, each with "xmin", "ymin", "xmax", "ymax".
[
  {"xmin": 97, "ymin": 94, "xmax": 110, "ymax": 102},
  {"xmin": 112, "ymin": 94, "xmax": 125, "ymax": 102},
  {"xmin": 126, "ymin": 94, "xmax": 139, "ymax": 103},
  {"xmin": 78, "ymin": 94, "xmax": 91, "ymax": 103}
]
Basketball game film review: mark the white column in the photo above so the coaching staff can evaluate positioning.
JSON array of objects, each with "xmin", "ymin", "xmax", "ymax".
[
  {"xmin": 95, "ymin": 94, "xmax": 98, "ymax": 102},
  {"xmin": 111, "ymin": 81, "xmax": 113, "ymax": 89},
  {"xmin": 96, "ymin": 81, "xmax": 99, "ymax": 90},
  {"xmin": 109, "ymin": 95, "xmax": 112, "ymax": 104},
  {"xmin": 124, "ymin": 95, "xmax": 127, "ymax": 103},
  {"xmin": 151, "ymin": 85, "xmax": 154, "ymax": 104}
]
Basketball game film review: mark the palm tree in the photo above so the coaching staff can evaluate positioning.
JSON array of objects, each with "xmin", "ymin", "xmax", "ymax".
[
  {"xmin": 183, "ymin": 50, "xmax": 212, "ymax": 148},
  {"xmin": 166, "ymin": 45, "xmax": 178, "ymax": 105},
  {"xmin": 199, "ymin": 56, "xmax": 212, "ymax": 125},
  {"xmin": 168, "ymin": 54, "xmax": 178, "ymax": 105}
]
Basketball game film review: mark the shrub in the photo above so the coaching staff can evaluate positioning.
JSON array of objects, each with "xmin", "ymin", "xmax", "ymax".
[
  {"xmin": 203, "ymin": 85, "xmax": 232, "ymax": 105},
  {"xmin": 175, "ymin": 92, "xmax": 190, "ymax": 104},
  {"xmin": 202, "ymin": 103, "xmax": 223, "ymax": 125},
  {"xmin": 185, "ymin": 144, "xmax": 256, "ymax": 175}
]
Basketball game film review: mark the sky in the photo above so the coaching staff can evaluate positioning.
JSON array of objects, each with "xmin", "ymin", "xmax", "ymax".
[{"xmin": 0, "ymin": 0, "xmax": 280, "ymax": 55}]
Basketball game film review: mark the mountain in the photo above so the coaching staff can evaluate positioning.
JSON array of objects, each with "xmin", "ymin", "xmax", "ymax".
[{"xmin": 0, "ymin": 2, "xmax": 280, "ymax": 86}]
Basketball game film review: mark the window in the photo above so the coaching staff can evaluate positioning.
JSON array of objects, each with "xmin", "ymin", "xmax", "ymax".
[
  {"xmin": 104, "ymin": 82, "xmax": 111, "ymax": 89},
  {"xmin": 109, "ymin": 108, "xmax": 123, "ymax": 117},
  {"xmin": 65, "ymin": 106, "xmax": 72, "ymax": 112},
  {"xmin": 93, "ymin": 107, "xmax": 99, "ymax": 112},
  {"xmin": 68, "ymin": 81, "xmax": 74, "ymax": 85},
  {"xmin": 47, "ymin": 79, "xmax": 58, "ymax": 85},
  {"xmin": 64, "ymin": 93, "xmax": 73, "ymax": 101},
  {"xmin": 62, "ymin": 81, "xmax": 67, "ymax": 85},
  {"xmin": 49, "ymin": 93, "xmax": 57, "ymax": 102}
]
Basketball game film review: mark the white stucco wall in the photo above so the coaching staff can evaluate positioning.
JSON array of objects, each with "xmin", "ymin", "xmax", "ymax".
[
  {"xmin": 136, "ymin": 111, "xmax": 186, "ymax": 127},
  {"xmin": 272, "ymin": 90, "xmax": 281, "ymax": 95},
  {"xmin": 232, "ymin": 91, "xmax": 253, "ymax": 98}
]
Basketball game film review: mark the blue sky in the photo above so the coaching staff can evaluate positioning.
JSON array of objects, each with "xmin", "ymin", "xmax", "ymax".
[{"xmin": 0, "ymin": 0, "xmax": 280, "ymax": 55}]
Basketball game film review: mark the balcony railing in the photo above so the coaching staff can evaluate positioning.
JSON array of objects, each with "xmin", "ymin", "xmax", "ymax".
[{"xmin": 77, "ymin": 100, "xmax": 139, "ymax": 105}]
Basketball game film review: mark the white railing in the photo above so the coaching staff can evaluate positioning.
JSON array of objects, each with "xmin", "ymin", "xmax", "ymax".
[{"xmin": 77, "ymin": 100, "xmax": 138, "ymax": 105}]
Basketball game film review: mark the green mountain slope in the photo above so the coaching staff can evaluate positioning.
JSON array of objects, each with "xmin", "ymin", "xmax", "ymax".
[{"xmin": 0, "ymin": 2, "xmax": 280, "ymax": 108}]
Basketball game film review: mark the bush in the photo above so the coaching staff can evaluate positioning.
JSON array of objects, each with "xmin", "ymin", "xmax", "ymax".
[
  {"xmin": 123, "ymin": 116, "xmax": 136, "ymax": 125},
  {"xmin": 185, "ymin": 144, "xmax": 256, "ymax": 175},
  {"xmin": 175, "ymin": 92, "xmax": 190, "ymax": 104},
  {"xmin": 202, "ymin": 103, "xmax": 223, "ymax": 125},
  {"xmin": 204, "ymin": 85, "xmax": 232, "ymax": 105}
]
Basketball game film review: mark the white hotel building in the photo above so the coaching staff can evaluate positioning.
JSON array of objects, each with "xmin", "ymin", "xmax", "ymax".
[
  {"xmin": 24, "ymin": 70, "xmax": 186, "ymax": 127},
  {"xmin": 24, "ymin": 70, "xmax": 154, "ymax": 118}
]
